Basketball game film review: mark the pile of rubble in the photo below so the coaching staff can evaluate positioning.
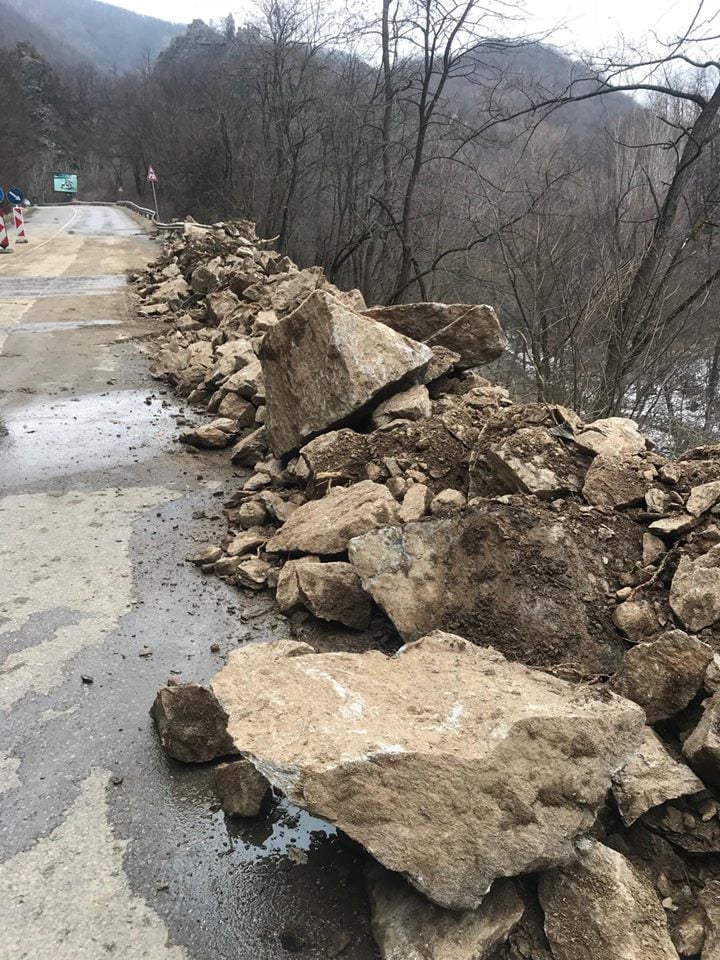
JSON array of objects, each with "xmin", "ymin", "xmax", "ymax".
[{"xmin": 136, "ymin": 220, "xmax": 720, "ymax": 959}]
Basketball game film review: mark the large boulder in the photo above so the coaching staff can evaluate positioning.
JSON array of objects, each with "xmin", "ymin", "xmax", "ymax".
[
  {"xmin": 266, "ymin": 480, "xmax": 400, "ymax": 555},
  {"xmin": 538, "ymin": 841, "xmax": 679, "ymax": 960},
  {"xmin": 260, "ymin": 291, "xmax": 433, "ymax": 457},
  {"xmin": 366, "ymin": 865, "xmax": 524, "ymax": 960},
  {"xmin": 362, "ymin": 302, "xmax": 506, "ymax": 369},
  {"xmin": 293, "ymin": 561, "xmax": 372, "ymax": 629},
  {"xmin": 209, "ymin": 632, "xmax": 644, "ymax": 910},
  {"xmin": 574, "ymin": 417, "xmax": 648, "ymax": 458},
  {"xmin": 348, "ymin": 500, "xmax": 638, "ymax": 675}
]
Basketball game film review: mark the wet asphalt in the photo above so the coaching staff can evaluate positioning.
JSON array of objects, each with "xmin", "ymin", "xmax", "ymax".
[{"xmin": 0, "ymin": 206, "xmax": 377, "ymax": 960}]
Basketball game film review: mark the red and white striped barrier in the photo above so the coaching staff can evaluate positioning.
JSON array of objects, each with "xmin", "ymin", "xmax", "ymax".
[
  {"xmin": 13, "ymin": 206, "xmax": 28, "ymax": 243},
  {"xmin": 0, "ymin": 215, "xmax": 12, "ymax": 254}
]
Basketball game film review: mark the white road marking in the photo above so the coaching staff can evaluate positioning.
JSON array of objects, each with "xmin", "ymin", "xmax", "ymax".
[{"xmin": 0, "ymin": 771, "xmax": 187, "ymax": 959}]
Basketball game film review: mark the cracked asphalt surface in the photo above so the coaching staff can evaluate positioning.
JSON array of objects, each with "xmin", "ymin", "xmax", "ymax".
[{"xmin": 0, "ymin": 206, "xmax": 376, "ymax": 960}]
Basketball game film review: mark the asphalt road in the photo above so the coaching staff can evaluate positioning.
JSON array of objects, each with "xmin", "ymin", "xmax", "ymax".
[{"xmin": 0, "ymin": 206, "xmax": 376, "ymax": 960}]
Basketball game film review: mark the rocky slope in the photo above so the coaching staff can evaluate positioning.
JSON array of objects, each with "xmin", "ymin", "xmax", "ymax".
[{"xmin": 135, "ymin": 219, "xmax": 720, "ymax": 959}]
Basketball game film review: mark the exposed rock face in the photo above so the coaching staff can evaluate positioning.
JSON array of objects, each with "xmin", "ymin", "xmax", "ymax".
[
  {"xmin": 670, "ymin": 546, "xmax": 720, "ymax": 631},
  {"xmin": 612, "ymin": 729, "xmax": 703, "ymax": 825},
  {"xmin": 266, "ymin": 480, "xmax": 400, "ymax": 555},
  {"xmin": 209, "ymin": 632, "xmax": 644, "ymax": 910},
  {"xmin": 348, "ymin": 501, "xmax": 637, "ymax": 675},
  {"xmin": 213, "ymin": 759, "xmax": 270, "ymax": 817},
  {"xmin": 486, "ymin": 427, "xmax": 582, "ymax": 498},
  {"xmin": 683, "ymin": 693, "xmax": 720, "ymax": 787},
  {"xmin": 366, "ymin": 865, "xmax": 524, "ymax": 960},
  {"xmin": 538, "ymin": 841, "xmax": 679, "ymax": 960},
  {"xmin": 612, "ymin": 631, "xmax": 713, "ymax": 723},
  {"xmin": 150, "ymin": 682, "xmax": 236, "ymax": 763},
  {"xmin": 362, "ymin": 302, "xmax": 506, "ymax": 368},
  {"xmin": 260, "ymin": 291, "xmax": 433, "ymax": 457}
]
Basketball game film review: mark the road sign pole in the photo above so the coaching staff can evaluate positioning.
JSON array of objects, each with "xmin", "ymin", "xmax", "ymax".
[{"xmin": 150, "ymin": 179, "xmax": 159, "ymax": 221}]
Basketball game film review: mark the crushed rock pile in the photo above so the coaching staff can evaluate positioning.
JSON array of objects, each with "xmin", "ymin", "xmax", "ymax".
[{"xmin": 136, "ymin": 220, "xmax": 720, "ymax": 959}]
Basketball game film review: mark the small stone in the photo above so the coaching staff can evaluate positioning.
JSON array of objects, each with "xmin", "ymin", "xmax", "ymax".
[
  {"xmin": 687, "ymin": 479, "xmax": 720, "ymax": 516},
  {"xmin": 371, "ymin": 384, "xmax": 432, "ymax": 428},
  {"xmin": 150, "ymin": 682, "xmax": 236, "ymax": 763},
  {"xmin": 645, "ymin": 487, "xmax": 673, "ymax": 514},
  {"xmin": 225, "ymin": 530, "xmax": 267, "ymax": 557},
  {"xmin": 642, "ymin": 532, "xmax": 666, "ymax": 567},
  {"xmin": 235, "ymin": 558, "xmax": 272, "ymax": 590},
  {"xmin": 613, "ymin": 630, "xmax": 713, "ymax": 723},
  {"xmin": 400, "ymin": 483, "xmax": 432, "ymax": 523},
  {"xmin": 670, "ymin": 544, "xmax": 720, "ymax": 631},
  {"xmin": 612, "ymin": 600, "xmax": 658, "ymax": 643},
  {"xmin": 294, "ymin": 562, "xmax": 372, "ymax": 629},
  {"xmin": 648, "ymin": 514, "xmax": 697, "ymax": 538},
  {"xmin": 187, "ymin": 545, "xmax": 223, "ymax": 565},
  {"xmin": 236, "ymin": 500, "xmax": 268, "ymax": 530},
  {"xmin": 386, "ymin": 476, "xmax": 408, "ymax": 500},
  {"xmin": 213, "ymin": 759, "xmax": 269, "ymax": 817},
  {"xmin": 81, "ymin": 675, "xmax": 94, "ymax": 684},
  {"xmin": 429, "ymin": 488, "xmax": 467, "ymax": 516},
  {"xmin": 230, "ymin": 427, "xmax": 268, "ymax": 467},
  {"xmin": 111, "ymin": 775, "xmax": 124, "ymax": 786}
]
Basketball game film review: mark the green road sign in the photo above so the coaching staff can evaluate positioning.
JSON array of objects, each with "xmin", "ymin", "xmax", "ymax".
[{"xmin": 53, "ymin": 173, "xmax": 78, "ymax": 193}]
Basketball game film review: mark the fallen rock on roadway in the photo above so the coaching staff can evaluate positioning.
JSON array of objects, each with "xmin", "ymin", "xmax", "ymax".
[
  {"xmin": 138, "ymin": 217, "xmax": 720, "ymax": 957},
  {"xmin": 207, "ymin": 632, "xmax": 644, "ymax": 910},
  {"xmin": 260, "ymin": 290, "xmax": 433, "ymax": 457}
]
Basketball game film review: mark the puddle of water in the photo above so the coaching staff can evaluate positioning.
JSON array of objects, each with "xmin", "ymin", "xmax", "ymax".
[
  {"xmin": 0, "ymin": 390, "xmax": 179, "ymax": 486},
  {"xmin": 222, "ymin": 796, "xmax": 337, "ymax": 862},
  {"xmin": 0, "ymin": 276, "xmax": 126, "ymax": 298}
]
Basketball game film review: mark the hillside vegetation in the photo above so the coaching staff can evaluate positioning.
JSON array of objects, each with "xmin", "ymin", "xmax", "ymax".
[{"xmin": 2, "ymin": 0, "xmax": 719, "ymax": 448}]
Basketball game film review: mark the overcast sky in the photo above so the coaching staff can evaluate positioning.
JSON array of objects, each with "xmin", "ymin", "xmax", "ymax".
[{"xmin": 111, "ymin": 0, "xmax": 709, "ymax": 57}]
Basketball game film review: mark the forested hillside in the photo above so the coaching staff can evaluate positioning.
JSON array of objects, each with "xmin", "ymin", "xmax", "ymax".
[
  {"xmin": 2, "ymin": 0, "xmax": 719, "ymax": 448},
  {"xmin": 0, "ymin": 0, "xmax": 181, "ymax": 69}
]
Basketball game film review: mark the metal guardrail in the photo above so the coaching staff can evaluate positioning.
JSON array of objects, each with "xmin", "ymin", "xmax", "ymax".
[{"xmin": 35, "ymin": 199, "xmax": 215, "ymax": 233}]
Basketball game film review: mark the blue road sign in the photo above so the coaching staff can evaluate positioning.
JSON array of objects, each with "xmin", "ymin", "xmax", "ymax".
[
  {"xmin": 0, "ymin": 188, "xmax": 4, "ymax": 204},
  {"xmin": 7, "ymin": 188, "xmax": 24, "ymax": 204}
]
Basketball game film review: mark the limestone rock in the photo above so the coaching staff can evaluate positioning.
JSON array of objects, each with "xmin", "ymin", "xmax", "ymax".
[
  {"xmin": 235, "ymin": 557, "xmax": 272, "ymax": 590},
  {"xmin": 213, "ymin": 759, "xmax": 270, "ymax": 817},
  {"xmin": 649, "ymin": 514, "xmax": 697, "ymax": 538},
  {"xmin": 687, "ymin": 480, "xmax": 720, "ymax": 517},
  {"xmin": 151, "ymin": 681, "xmax": 236, "ymax": 763},
  {"xmin": 643, "ymin": 532, "xmax": 666, "ymax": 567},
  {"xmin": 612, "ymin": 631, "xmax": 713, "ymax": 723},
  {"xmin": 225, "ymin": 530, "xmax": 267, "ymax": 557},
  {"xmin": 206, "ymin": 289, "xmax": 241, "ymax": 324},
  {"xmin": 538, "ymin": 841, "xmax": 679, "ymax": 960},
  {"xmin": 429, "ymin": 488, "xmax": 467, "ymax": 516},
  {"xmin": 299, "ymin": 429, "xmax": 371, "ymax": 486},
  {"xmin": 646, "ymin": 487, "xmax": 673, "ymax": 514},
  {"xmin": 670, "ymin": 546, "xmax": 720, "ymax": 631},
  {"xmin": 612, "ymin": 729, "xmax": 703, "ymax": 825},
  {"xmin": 700, "ymin": 881, "xmax": 720, "ymax": 960},
  {"xmin": 187, "ymin": 545, "xmax": 223, "ymax": 565},
  {"xmin": 574, "ymin": 417, "xmax": 648, "ymax": 458},
  {"xmin": 582, "ymin": 455, "xmax": 649, "ymax": 509},
  {"xmin": 366, "ymin": 865, "xmax": 524, "ymax": 960},
  {"xmin": 348, "ymin": 501, "xmax": 634, "ymax": 675},
  {"xmin": 371, "ymin": 384, "xmax": 432, "ymax": 428},
  {"xmin": 266, "ymin": 481, "xmax": 400, "ymax": 555},
  {"xmin": 362, "ymin": 302, "xmax": 506, "ymax": 369},
  {"xmin": 488, "ymin": 427, "xmax": 582, "ymax": 498},
  {"xmin": 261, "ymin": 291, "xmax": 433, "ymax": 457},
  {"xmin": 275, "ymin": 557, "xmax": 320, "ymax": 613},
  {"xmin": 230, "ymin": 427, "xmax": 268, "ymax": 467},
  {"xmin": 179, "ymin": 418, "xmax": 238, "ymax": 449},
  {"xmin": 149, "ymin": 276, "xmax": 190, "ymax": 305},
  {"xmin": 683, "ymin": 692, "xmax": 720, "ymax": 787},
  {"xmin": 210, "ymin": 632, "xmax": 644, "ymax": 909},
  {"xmin": 294, "ymin": 561, "xmax": 372, "ymax": 629},
  {"xmin": 613, "ymin": 599, "xmax": 658, "ymax": 643},
  {"xmin": 400, "ymin": 483, "xmax": 432, "ymax": 523}
]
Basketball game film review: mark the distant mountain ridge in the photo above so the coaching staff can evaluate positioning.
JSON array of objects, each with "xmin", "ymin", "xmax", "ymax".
[{"xmin": 0, "ymin": 0, "xmax": 182, "ymax": 70}]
